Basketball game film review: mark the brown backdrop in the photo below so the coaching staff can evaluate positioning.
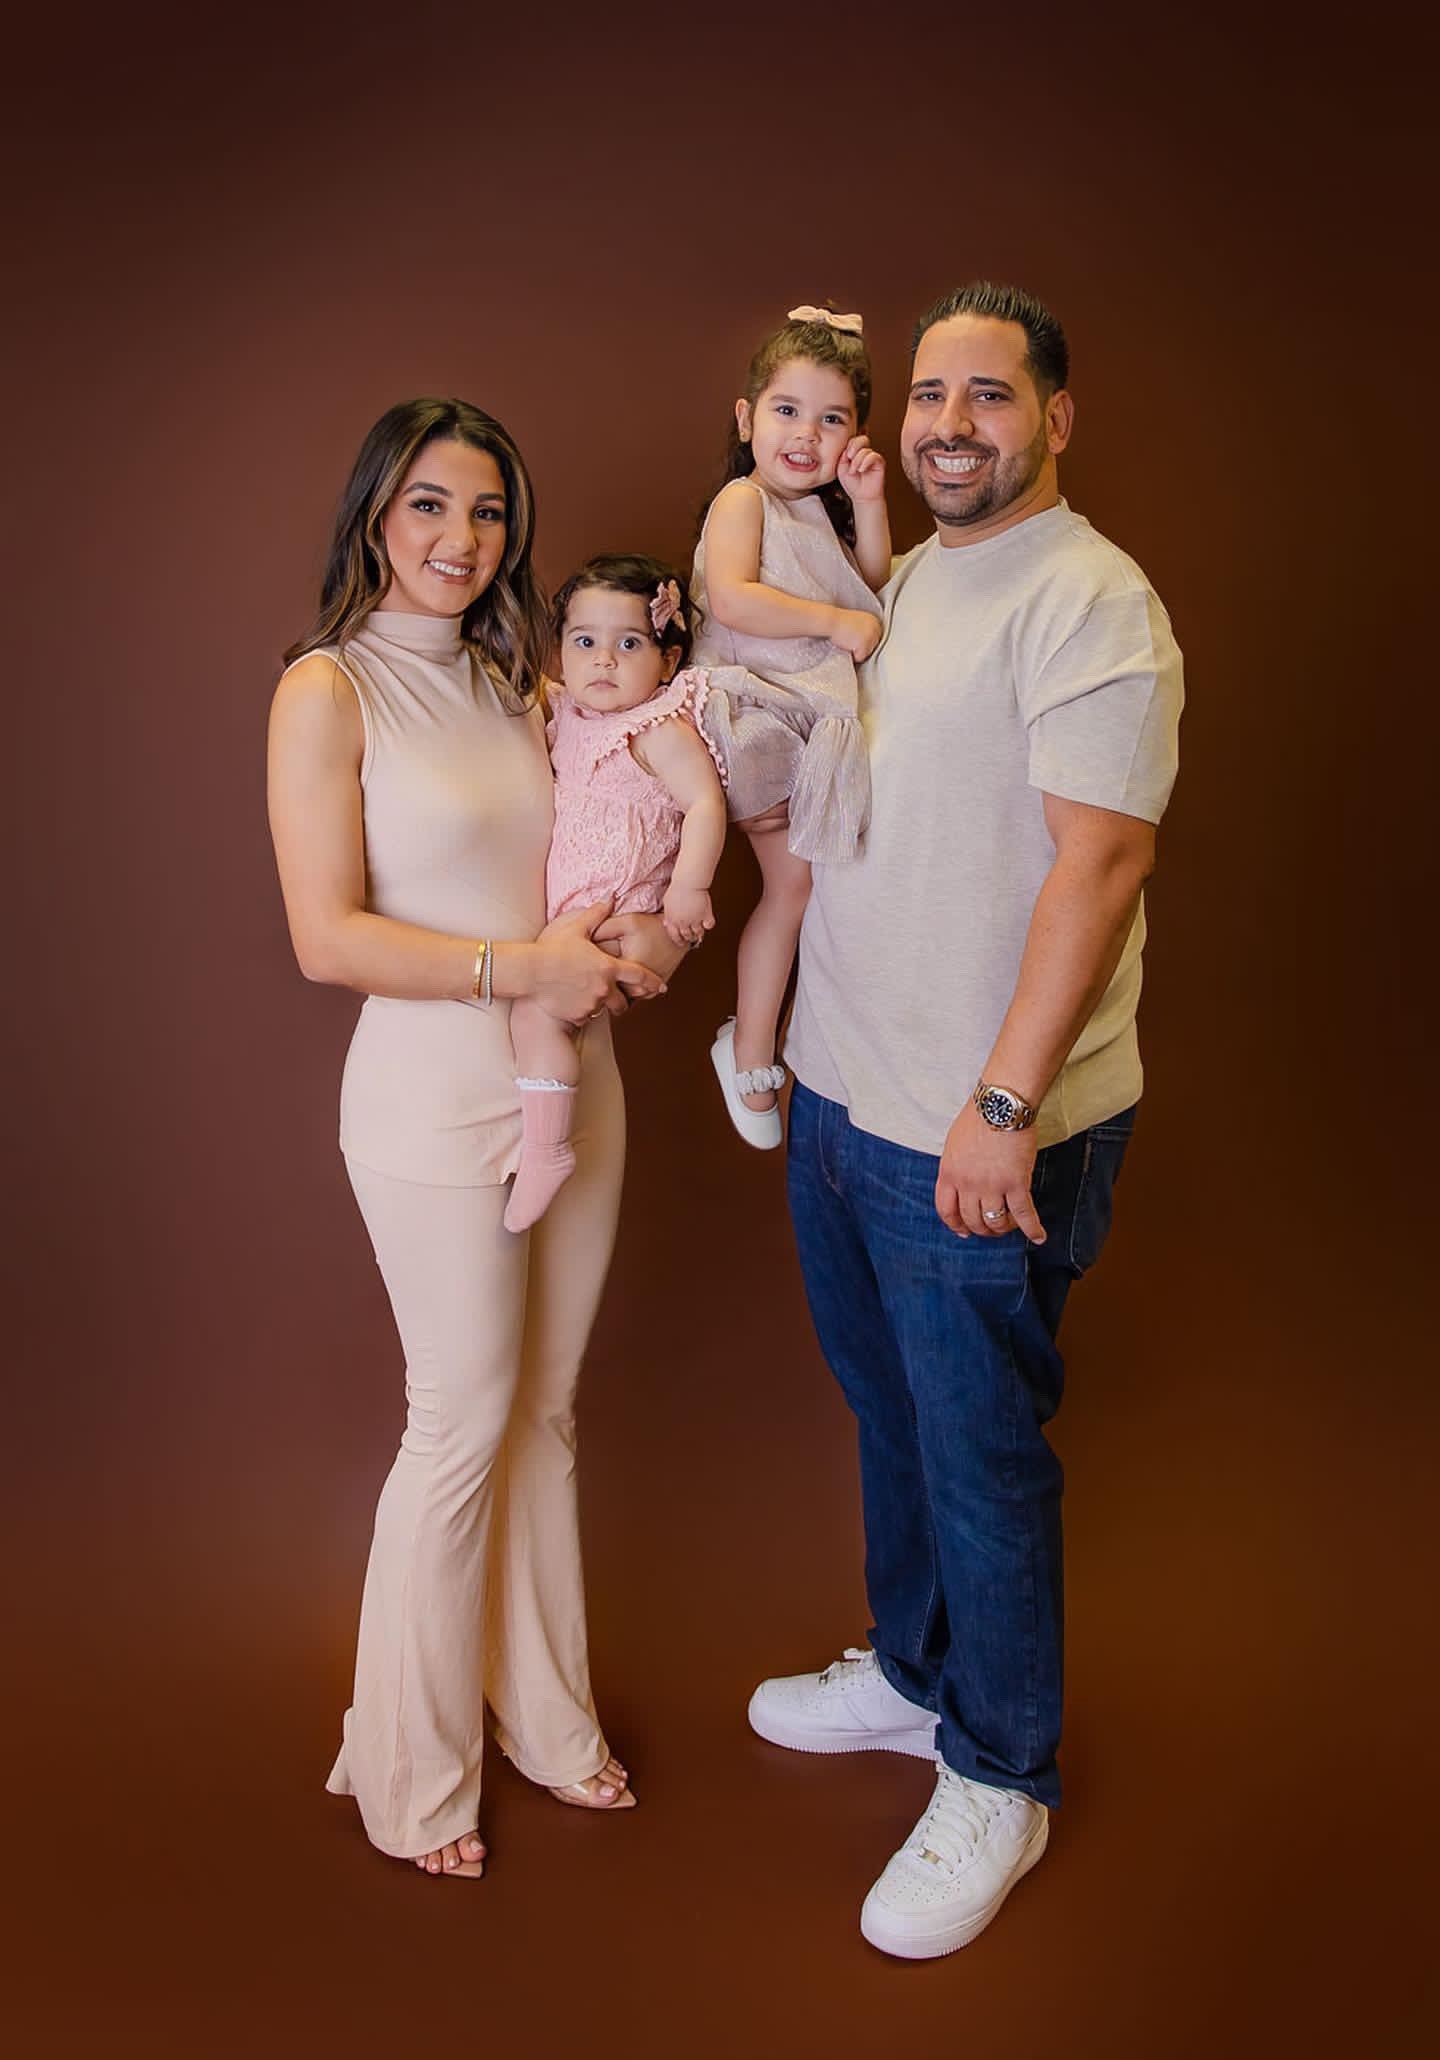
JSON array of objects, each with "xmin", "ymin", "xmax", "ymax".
[{"xmin": 4, "ymin": 3, "xmax": 1431, "ymax": 2052}]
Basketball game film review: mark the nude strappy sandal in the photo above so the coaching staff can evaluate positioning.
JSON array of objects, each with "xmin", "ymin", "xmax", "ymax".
[{"xmin": 547, "ymin": 1766, "xmax": 637, "ymax": 1811}]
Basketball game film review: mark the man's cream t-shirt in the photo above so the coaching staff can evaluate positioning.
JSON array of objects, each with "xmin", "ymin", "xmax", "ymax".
[{"xmin": 784, "ymin": 500, "xmax": 1183, "ymax": 1154}]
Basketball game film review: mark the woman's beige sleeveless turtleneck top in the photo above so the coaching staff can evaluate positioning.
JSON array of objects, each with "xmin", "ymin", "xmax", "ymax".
[{"xmin": 294, "ymin": 609, "xmax": 557, "ymax": 1186}]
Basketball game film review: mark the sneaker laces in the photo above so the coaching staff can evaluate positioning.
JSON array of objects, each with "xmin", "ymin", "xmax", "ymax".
[
  {"xmin": 818, "ymin": 1647, "xmax": 877, "ymax": 1689},
  {"xmin": 906, "ymin": 1768, "xmax": 1001, "ymax": 1875}
]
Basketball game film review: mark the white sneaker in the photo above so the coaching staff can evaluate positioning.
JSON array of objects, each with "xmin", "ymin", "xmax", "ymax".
[
  {"xmin": 747, "ymin": 1647, "xmax": 937, "ymax": 1759},
  {"xmin": 710, "ymin": 1018, "xmax": 784, "ymax": 1150},
  {"xmin": 860, "ymin": 1762, "xmax": 1049, "ymax": 1960}
]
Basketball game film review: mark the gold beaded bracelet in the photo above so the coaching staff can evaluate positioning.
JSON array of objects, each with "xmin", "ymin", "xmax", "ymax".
[{"xmin": 471, "ymin": 938, "xmax": 494, "ymax": 1007}]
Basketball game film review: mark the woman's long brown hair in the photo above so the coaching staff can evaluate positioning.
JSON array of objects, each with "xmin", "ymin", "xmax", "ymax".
[{"xmin": 284, "ymin": 398, "xmax": 549, "ymax": 712}]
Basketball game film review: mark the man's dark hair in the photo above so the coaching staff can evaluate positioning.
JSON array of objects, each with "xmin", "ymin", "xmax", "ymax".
[{"xmin": 912, "ymin": 282, "xmax": 1069, "ymax": 395}]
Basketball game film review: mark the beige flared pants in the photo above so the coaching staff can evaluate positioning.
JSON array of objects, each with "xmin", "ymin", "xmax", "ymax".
[{"xmin": 326, "ymin": 1035, "xmax": 625, "ymax": 1858}]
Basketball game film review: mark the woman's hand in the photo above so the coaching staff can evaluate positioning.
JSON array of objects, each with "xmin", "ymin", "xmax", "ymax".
[
  {"xmin": 831, "ymin": 608, "xmax": 883, "ymax": 663},
  {"xmin": 837, "ymin": 434, "xmax": 887, "ymax": 503},
  {"xmin": 662, "ymin": 884, "xmax": 715, "ymax": 948},
  {"xmin": 591, "ymin": 908, "xmax": 689, "ymax": 998},
  {"xmin": 533, "ymin": 901, "xmax": 665, "ymax": 1023}
]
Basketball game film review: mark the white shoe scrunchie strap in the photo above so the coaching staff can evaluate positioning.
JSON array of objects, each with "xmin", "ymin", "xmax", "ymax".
[{"xmin": 734, "ymin": 1061, "xmax": 787, "ymax": 1096}]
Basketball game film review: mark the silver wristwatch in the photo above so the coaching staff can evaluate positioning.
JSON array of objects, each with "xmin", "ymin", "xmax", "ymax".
[{"xmin": 972, "ymin": 1080, "xmax": 1038, "ymax": 1132}]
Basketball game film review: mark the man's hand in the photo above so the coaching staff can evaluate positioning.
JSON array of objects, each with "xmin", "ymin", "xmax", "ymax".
[{"xmin": 935, "ymin": 1101, "xmax": 1046, "ymax": 1243}]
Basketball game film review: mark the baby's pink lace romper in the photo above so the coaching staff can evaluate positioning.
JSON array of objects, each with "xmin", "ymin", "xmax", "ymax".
[{"xmin": 544, "ymin": 668, "xmax": 727, "ymax": 920}]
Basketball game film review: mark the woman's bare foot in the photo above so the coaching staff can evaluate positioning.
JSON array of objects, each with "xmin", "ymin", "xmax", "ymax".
[
  {"xmin": 411, "ymin": 1831, "xmax": 487, "ymax": 1878},
  {"xmin": 548, "ymin": 1754, "xmax": 637, "ymax": 1810}
]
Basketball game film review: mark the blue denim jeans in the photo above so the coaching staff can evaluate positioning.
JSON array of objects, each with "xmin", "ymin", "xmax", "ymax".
[{"xmin": 786, "ymin": 1082, "xmax": 1136, "ymax": 1808}]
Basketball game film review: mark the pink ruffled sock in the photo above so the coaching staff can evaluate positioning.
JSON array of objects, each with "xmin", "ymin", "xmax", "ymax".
[{"xmin": 503, "ymin": 1079, "xmax": 579, "ymax": 1233}]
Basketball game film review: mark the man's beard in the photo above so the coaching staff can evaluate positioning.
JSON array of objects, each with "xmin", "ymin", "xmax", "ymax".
[{"xmin": 903, "ymin": 418, "xmax": 1050, "ymax": 528}]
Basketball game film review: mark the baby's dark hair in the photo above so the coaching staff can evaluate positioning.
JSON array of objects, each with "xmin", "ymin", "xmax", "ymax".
[
  {"xmin": 712, "ymin": 307, "xmax": 873, "ymax": 546},
  {"xmin": 551, "ymin": 553, "xmax": 696, "ymax": 669}
]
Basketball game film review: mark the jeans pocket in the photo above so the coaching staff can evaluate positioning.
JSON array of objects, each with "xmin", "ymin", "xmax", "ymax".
[
  {"xmin": 1067, "ymin": 1124, "xmax": 1133, "ymax": 1276},
  {"xmin": 858, "ymin": 1135, "xmax": 943, "ymax": 1217}
]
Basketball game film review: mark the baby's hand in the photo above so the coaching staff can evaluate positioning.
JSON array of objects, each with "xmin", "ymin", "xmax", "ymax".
[
  {"xmin": 831, "ymin": 608, "xmax": 883, "ymax": 663},
  {"xmin": 662, "ymin": 884, "xmax": 715, "ymax": 948},
  {"xmin": 837, "ymin": 435, "xmax": 887, "ymax": 503}
]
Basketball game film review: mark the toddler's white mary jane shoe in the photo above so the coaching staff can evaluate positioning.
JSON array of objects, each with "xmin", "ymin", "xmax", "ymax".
[{"xmin": 710, "ymin": 1017, "xmax": 784, "ymax": 1150}]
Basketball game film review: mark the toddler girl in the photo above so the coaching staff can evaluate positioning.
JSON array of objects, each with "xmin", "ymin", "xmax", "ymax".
[
  {"xmin": 690, "ymin": 305, "xmax": 890, "ymax": 1148},
  {"xmin": 504, "ymin": 555, "xmax": 728, "ymax": 1232}
]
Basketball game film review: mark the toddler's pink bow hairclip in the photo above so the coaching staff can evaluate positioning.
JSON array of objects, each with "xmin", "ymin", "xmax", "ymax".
[
  {"xmin": 650, "ymin": 579, "xmax": 686, "ymax": 636},
  {"xmin": 787, "ymin": 304, "xmax": 864, "ymax": 336}
]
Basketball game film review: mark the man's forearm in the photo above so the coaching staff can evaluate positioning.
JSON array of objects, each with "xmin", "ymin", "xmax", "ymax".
[{"xmin": 980, "ymin": 850, "xmax": 1150, "ymax": 1107}]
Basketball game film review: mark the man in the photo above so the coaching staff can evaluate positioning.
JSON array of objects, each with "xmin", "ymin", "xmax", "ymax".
[{"xmin": 751, "ymin": 281, "xmax": 1183, "ymax": 1959}]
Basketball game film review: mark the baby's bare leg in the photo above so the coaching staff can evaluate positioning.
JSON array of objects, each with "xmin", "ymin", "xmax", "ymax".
[
  {"xmin": 509, "ymin": 997, "xmax": 581, "ymax": 1088},
  {"xmin": 734, "ymin": 813, "xmax": 812, "ymax": 1112}
]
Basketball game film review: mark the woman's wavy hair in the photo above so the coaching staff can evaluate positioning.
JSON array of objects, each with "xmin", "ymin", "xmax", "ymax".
[
  {"xmin": 705, "ymin": 308, "xmax": 873, "ymax": 548},
  {"xmin": 550, "ymin": 553, "xmax": 697, "ymax": 671},
  {"xmin": 284, "ymin": 398, "xmax": 549, "ymax": 712}
]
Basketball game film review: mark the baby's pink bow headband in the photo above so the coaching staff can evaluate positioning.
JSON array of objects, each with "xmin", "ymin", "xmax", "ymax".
[
  {"xmin": 650, "ymin": 579, "xmax": 686, "ymax": 636},
  {"xmin": 787, "ymin": 304, "xmax": 864, "ymax": 336}
]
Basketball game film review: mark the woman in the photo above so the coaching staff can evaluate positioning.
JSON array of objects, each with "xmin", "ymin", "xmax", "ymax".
[{"xmin": 267, "ymin": 397, "xmax": 671, "ymax": 1879}]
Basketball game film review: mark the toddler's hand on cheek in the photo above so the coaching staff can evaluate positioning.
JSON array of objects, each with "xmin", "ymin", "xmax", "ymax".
[{"xmin": 838, "ymin": 434, "xmax": 887, "ymax": 502}]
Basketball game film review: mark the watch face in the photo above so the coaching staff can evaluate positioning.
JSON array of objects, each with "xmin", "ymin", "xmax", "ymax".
[{"xmin": 976, "ymin": 1086, "xmax": 1017, "ymax": 1128}]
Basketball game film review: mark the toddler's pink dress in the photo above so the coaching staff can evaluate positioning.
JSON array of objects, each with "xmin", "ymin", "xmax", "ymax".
[
  {"xmin": 689, "ymin": 477, "xmax": 880, "ymax": 864},
  {"xmin": 544, "ymin": 668, "xmax": 727, "ymax": 920}
]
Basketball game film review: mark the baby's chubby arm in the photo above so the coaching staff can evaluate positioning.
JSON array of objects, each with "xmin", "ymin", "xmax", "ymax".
[
  {"xmin": 837, "ymin": 435, "xmax": 892, "ymax": 591},
  {"xmin": 630, "ymin": 719, "xmax": 728, "ymax": 947},
  {"xmin": 704, "ymin": 481, "xmax": 880, "ymax": 661}
]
